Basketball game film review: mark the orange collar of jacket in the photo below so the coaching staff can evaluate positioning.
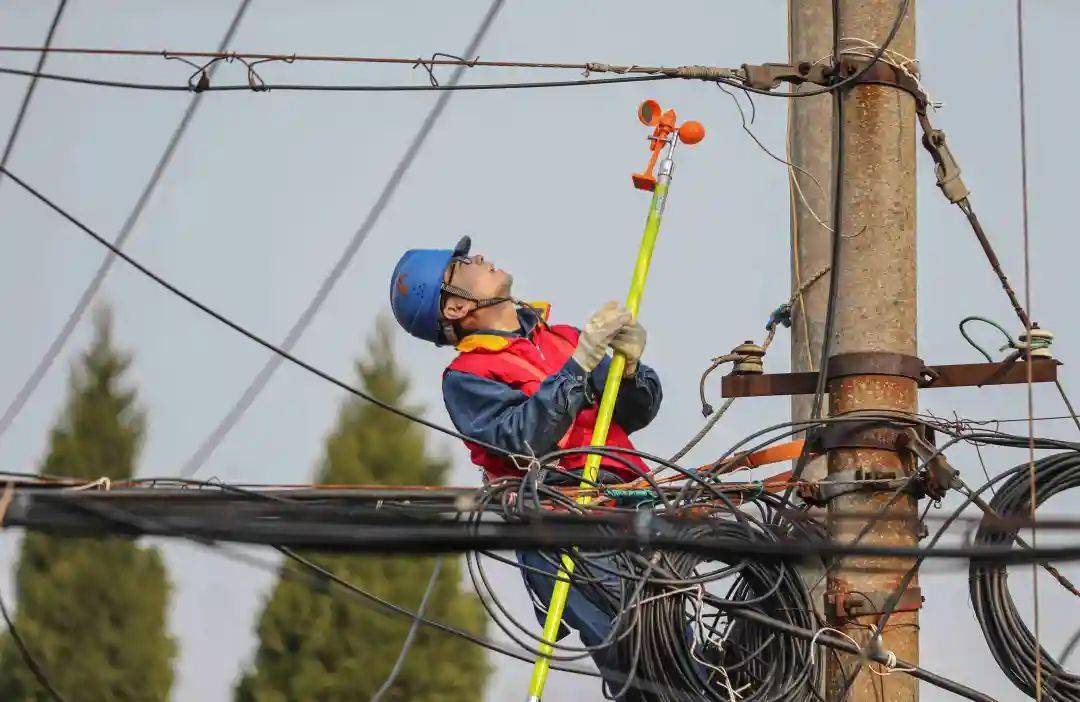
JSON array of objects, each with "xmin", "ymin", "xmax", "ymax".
[{"xmin": 454, "ymin": 301, "xmax": 551, "ymax": 353}]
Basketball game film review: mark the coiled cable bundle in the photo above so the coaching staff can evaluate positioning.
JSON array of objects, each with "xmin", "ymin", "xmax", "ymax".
[
  {"xmin": 608, "ymin": 509, "xmax": 822, "ymax": 701},
  {"xmin": 969, "ymin": 451, "xmax": 1080, "ymax": 700}
]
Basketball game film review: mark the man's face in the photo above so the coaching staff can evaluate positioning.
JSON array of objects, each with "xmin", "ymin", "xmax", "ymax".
[{"xmin": 444, "ymin": 253, "xmax": 513, "ymax": 304}]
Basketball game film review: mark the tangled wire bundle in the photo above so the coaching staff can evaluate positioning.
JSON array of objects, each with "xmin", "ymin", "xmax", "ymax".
[
  {"xmin": 468, "ymin": 471, "xmax": 826, "ymax": 701},
  {"xmin": 612, "ymin": 513, "xmax": 821, "ymax": 701},
  {"xmin": 969, "ymin": 451, "xmax": 1080, "ymax": 700}
]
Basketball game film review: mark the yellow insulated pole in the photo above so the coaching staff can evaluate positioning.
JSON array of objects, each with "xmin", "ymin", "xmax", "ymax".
[{"xmin": 527, "ymin": 137, "xmax": 678, "ymax": 702}]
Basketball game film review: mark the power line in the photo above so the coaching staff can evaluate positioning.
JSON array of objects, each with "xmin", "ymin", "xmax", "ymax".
[
  {"xmin": 273, "ymin": 547, "xmax": 598, "ymax": 678},
  {"xmin": 0, "ymin": 585, "xmax": 67, "ymax": 702},
  {"xmin": 1015, "ymin": 0, "xmax": 1044, "ymax": 698},
  {"xmin": 0, "ymin": 477, "xmax": 67, "ymax": 702},
  {"xmin": 0, "ymin": 471, "xmax": 607, "ymax": 680},
  {"xmin": 10, "ymin": 479, "xmax": 1080, "ymax": 564},
  {"xmin": 0, "ymin": 164, "xmax": 514, "ymax": 459},
  {"xmin": 970, "ymin": 413, "xmax": 1080, "ymax": 426},
  {"xmin": 0, "ymin": 65, "xmax": 672, "ymax": 93},
  {"xmin": 0, "ymin": 0, "xmax": 68, "ymax": 183},
  {"xmin": 179, "ymin": 0, "xmax": 506, "ymax": 477},
  {"xmin": 0, "ymin": 6, "xmax": 70, "ymax": 697},
  {"xmin": 0, "ymin": 45, "xmax": 736, "ymax": 79},
  {"xmin": 0, "ymin": 0, "xmax": 253, "ymax": 442},
  {"xmin": 0, "ymin": 475, "xmax": 1006, "ymax": 701},
  {"xmin": 370, "ymin": 557, "xmax": 443, "ymax": 702}
]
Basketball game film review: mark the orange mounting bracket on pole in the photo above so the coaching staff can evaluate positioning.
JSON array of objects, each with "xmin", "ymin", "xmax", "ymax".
[{"xmin": 631, "ymin": 99, "xmax": 705, "ymax": 191}]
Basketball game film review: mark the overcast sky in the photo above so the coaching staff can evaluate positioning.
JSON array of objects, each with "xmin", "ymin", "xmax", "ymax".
[{"xmin": 1, "ymin": 2, "xmax": 1078, "ymax": 700}]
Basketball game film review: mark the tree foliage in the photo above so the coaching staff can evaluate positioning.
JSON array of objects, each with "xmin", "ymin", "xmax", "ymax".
[
  {"xmin": 0, "ymin": 309, "xmax": 176, "ymax": 701},
  {"xmin": 237, "ymin": 318, "xmax": 489, "ymax": 701}
]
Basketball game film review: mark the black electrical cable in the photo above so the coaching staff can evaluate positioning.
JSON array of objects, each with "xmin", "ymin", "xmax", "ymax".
[
  {"xmin": 369, "ymin": 556, "xmax": 442, "ymax": 702},
  {"xmin": 0, "ymin": 0, "xmax": 68, "ymax": 180},
  {"xmin": 795, "ymin": 81, "xmax": 842, "ymax": 422},
  {"xmin": 0, "ymin": 0, "xmax": 904, "ymax": 102},
  {"xmin": 0, "ymin": 585, "xmax": 67, "ymax": 702},
  {"xmin": 834, "ymin": 428, "xmax": 977, "ymax": 698},
  {"xmin": 267, "ymin": 545, "xmax": 592, "ymax": 677},
  {"xmin": 0, "ymin": 65, "xmax": 672, "ymax": 92},
  {"xmin": 611, "ymin": 519, "xmax": 821, "ymax": 701},
  {"xmin": 774, "ymin": 0, "xmax": 854, "ymax": 512},
  {"xmin": 17, "ymin": 482, "xmax": 1080, "ymax": 566},
  {"xmin": 466, "ymin": 475, "xmax": 825, "ymax": 700},
  {"xmin": 19, "ymin": 474, "xmax": 717, "ymax": 696},
  {"xmin": 809, "ymin": 62, "xmax": 845, "ymax": 407},
  {"xmin": 0, "ymin": 7, "xmax": 71, "ymax": 698},
  {"xmin": 842, "ymin": 440, "xmax": 1080, "ymax": 684},
  {"xmin": 4, "ymin": 434, "xmax": 1076, "ymax": 701},
  {"xmin": 4, "ymin": 475, "xmax": 606, "ymax": 679},
  {"xmin": 728, "ymin": 609, "xmax": 997, "ymax": 702},
  {"xmin": 179, "ymin": 0, "xmax": 506, "ymax": 477},
  {"xmin": 0, "ymin": 0, "xmax": 253, "ymax": 443},
  {"xmin": 463, "ymin": 481, "xmax": 655, "ymax": 663},
  {"xmin": 970, "ymin": 451, "xmax": 1080, "ymax": 701},
  {"xmin": 0, "ymin": 164, "xmax": 517, "ymax": 460},
  {"xmin": 276, "ymin": 546, "xmax": 688, "ymax": 686}
]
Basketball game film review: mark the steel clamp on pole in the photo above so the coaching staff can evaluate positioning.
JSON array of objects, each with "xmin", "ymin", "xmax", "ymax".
[{"xmin": 526, "ymin": 100, "xmax": 705, "ymax": 701}]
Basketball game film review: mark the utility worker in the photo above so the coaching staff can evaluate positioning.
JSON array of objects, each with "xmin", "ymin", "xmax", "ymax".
[{"xmin": 390, "ymin": 236, "xmax": 662, "ymax": 697}]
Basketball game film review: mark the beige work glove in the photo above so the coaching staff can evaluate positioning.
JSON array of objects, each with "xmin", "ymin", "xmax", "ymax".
[
  {"xmin": 611, "ymin": 318, "xmax": 646, "ymax": 376},
  {"xmin": 572, "ymin": 301, "xmax": 631, "ymax": 372}
]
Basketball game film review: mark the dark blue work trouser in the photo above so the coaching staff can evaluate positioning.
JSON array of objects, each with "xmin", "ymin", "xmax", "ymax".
[{"xmin": 517, "ymin": 549, "xmax": 636, "ymax": 701}]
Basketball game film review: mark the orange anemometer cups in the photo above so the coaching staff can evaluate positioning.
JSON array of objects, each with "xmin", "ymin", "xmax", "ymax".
[
  {"xmin": 631, "ymin": 99, "xmax": 706, "ymax": 191},
  {"xmin": 678, "ymin": 120, "xmax": 705, "ymax": 145}
]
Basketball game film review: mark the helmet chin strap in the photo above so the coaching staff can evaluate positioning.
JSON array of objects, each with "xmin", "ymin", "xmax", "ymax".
[
  {"xmin": 440, "ymin": 280, "xmax": 516, "ymax": 312},
  {"xmin": 438, "ymin": 285, "xmax": 527, "ymax": 345},
  {"xmin": 470, "ymin": 294, "xmax": 515, "ymax": 310}
]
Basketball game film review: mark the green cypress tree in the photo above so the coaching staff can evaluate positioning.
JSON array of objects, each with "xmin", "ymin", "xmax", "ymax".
[
  {"xmin": 236, "ymin": 318, "xmax": 489, "ymax": 702},
  {"xmin": 0, "ymin": 309, "xmax": 176, "ymax": 701}
]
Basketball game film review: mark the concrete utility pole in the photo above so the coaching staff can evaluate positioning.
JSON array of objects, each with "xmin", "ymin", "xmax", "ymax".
[
  {"xmin": 788, "ymin": 0, "xmax": 833, "ymax": 478},
  {"xmin": 788, "ymin": 3, "xmax": 834, "ymax": 700},
  {"xmin": 824, "ymin": 1, "xmax": 920, "ymax": 700}
]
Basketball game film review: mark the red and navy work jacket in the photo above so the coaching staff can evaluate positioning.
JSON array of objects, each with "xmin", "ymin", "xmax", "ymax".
[{"xmin": 441, "ymin": 303, "xmax": 663, "ymax": 483}]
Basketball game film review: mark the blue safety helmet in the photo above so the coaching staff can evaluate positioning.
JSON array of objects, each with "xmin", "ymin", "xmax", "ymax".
[{"xmin": 389, "ymin": 236, "xmax": 472, "ymax": 345}]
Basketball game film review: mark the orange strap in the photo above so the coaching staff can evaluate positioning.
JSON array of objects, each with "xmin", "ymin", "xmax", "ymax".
[
  {"xmin": 741, "ymin": 439, "xmax": 807, "ymax": 468},
  {"xmin": 693, "ymin": 439, "xmax": 812, "ymax": 481}
]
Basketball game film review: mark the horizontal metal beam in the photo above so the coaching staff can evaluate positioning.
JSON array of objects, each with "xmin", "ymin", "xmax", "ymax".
[{"xmin": 721, "ymin": 359, "xmax": 1059, "ymax": 398}]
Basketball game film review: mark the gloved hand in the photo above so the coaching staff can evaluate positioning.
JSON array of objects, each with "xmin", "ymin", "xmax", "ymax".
[
  {"xmin": 611, "ymin": 318, "xmax": 646, "ymax": 376},
  {"xmin": 572, "ymin": 301, "xmax": 631, "ymax": 372}
]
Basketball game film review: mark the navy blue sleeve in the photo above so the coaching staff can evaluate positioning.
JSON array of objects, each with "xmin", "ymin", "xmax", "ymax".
[
  {"xmin": 589, "ymin": 356, "xmax": 663, "ymax": 434},
  {"xmin": 443, "ymin": 358, "xmax": 595, "ymax": 457}
]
